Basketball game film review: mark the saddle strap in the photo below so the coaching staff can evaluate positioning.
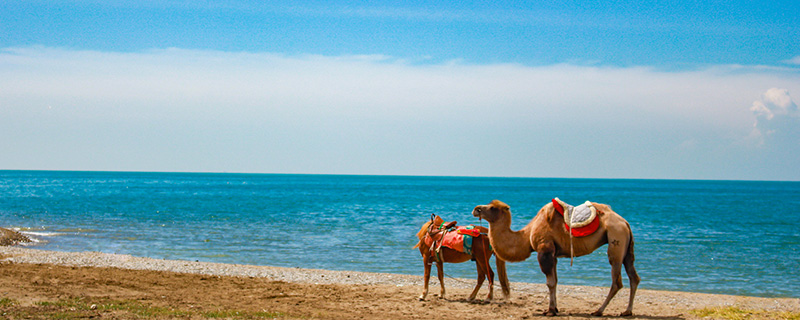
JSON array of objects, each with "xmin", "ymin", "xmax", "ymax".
[{"xmin": 431, "ymin": 228, "xmax": 452, "ymax": 262}]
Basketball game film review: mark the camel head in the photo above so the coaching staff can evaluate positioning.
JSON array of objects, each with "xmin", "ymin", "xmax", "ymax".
[{"xmin": 472, "ymin": 200, "xmax": 510, "ymax": 223}]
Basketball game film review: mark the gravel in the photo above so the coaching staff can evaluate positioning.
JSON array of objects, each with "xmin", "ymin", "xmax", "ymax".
[
  {"xmin": 1, "ymin": 246, "xmax": 440, "ymax": 288},
  {"xmin": 3, "ymin": 246, "xmax": 799, "ymax": 312}
]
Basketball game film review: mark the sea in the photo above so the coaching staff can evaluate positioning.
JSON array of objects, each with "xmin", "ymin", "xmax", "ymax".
[{"xmin": 1, "ymin": 170, "xmax": 799, "ymax": 298}]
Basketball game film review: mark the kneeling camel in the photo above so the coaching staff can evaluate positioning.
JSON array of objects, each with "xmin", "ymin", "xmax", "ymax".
[{"xmin": 472, "ymin": 200, "xmax": 639, "ymax": 316}]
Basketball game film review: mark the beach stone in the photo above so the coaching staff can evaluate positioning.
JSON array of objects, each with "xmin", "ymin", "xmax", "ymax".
[
  {"xmin": 2, "ymin": 246, "xmax": 799, "ymax": 317},
  {"xmin": 0, "ymin": 228, "xmax": 31, "ymax": 246}
]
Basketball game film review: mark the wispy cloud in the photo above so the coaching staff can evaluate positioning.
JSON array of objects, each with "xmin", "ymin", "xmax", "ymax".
[
  {"xmin": 277, "ymin": 4, "xmax": 680, "ymax": 30},
  {"xmin": 1, "ymin": 47, "xmax": 799, "ymax": 179},
  {"xmin": 49, "ymin": 2, "xmax": 677, "ymax": 30},
  {"xmin": 785, "ymin": 56, "xmax": 800, "ymax": 65}
]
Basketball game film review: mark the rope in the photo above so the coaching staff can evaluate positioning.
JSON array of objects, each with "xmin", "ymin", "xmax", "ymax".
[
  {"xmin": 434, "ymin": 227, "xmax": 450, "ymax": 262},
  {"xmin": 424, "ymin": 266, "xmax": 499, "ymax": 288},
  {"xmin": 569, "ymin": 208, "xmax": 574, "ymax": 267}
]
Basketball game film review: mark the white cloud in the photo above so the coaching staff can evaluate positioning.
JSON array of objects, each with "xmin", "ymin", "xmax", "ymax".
[
  {"xmin": 0, "ymin": 48, "xmax": 762, "ymax": 131},
  {"xmin": 749, "ymin": 88, "xmax": 799, "ymax": 145},
  {"xmin": 784, "ymin": 56, "xmax": 800, "ymax": 65},
  {"xmin": 1, "ymin": 47, "xmax": 799, "ymax": 179}
]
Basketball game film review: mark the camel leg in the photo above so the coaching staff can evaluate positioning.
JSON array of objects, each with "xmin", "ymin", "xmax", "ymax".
[
  {"xmin": 593, "ymin": 262, "xmax": 623, "ymax": 316},
  {"xmin": 621, "ymin": 240, "xmax": 640, "ymax": 316},
  {"xmin": 419, "ymin": 256, "xmax": 432, "ymax": 301},
  {"xmin": 594, "ymin": 235, "xmax": 629, "ymax": 316},
  {"xmin": 435, "ymin": 259, "xmax": 446, "ymax": 299},
  {"xmin": 468, "ymin": 259, "xmax": 486, "ymax": 302},
  {"xmin": 471, "ymin": 246, "xmax": 495, "ymax": 302},
  {"xmin": 470, "ymin": 238, "xmax": 494, "ymax": 302},
  {"xmin": 496, "ymin": 257, "xmax": 511, "ymax": 299},
  {"xmin": 538, "ymin": 248, "xmax": 558, "ymax": 316},
  {"xmin": 485, "ymin": 259, "xmax": 495, "ymax": 302}
]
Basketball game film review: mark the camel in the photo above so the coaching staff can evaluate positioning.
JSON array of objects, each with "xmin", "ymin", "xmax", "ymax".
[
  {"xmin": 472, "ymin": 200, "xmax": 639, "ymax": 317},
  {"xmin": 413, "ymin": 215, "xmax": 510, "ymax": 302}
]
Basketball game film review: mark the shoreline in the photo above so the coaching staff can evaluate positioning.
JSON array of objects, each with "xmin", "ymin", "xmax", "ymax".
[
  {"xmin": 2, "ymin": 246, "xmax": 800, "ymax": 319},
  {"xmin": 6, "ymin": 241, "xmax": 798, "ymax": 301}
]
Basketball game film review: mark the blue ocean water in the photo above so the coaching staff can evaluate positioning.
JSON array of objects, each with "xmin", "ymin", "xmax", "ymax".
[{"xmin": 1, "ymin": 170, "xmax": 799, "ymax": 298}]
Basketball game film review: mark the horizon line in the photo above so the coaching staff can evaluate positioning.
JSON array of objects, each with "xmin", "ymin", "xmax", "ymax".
[{"xmin": 1, "ymin": 169, "xmax": 797, "ymax": 183}]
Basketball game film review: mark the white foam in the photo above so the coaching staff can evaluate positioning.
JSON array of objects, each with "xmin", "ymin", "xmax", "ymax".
[
  {"xmin": 5, "ymin": 228, "xmax": 48, "ymax": 245},
  {"xmin": 18, "ymin": 231, "xmax": 66, "ymax": 237},
  {"xmin": 18, "ymin": 237, "xmax": 42, "ymax": 245}
]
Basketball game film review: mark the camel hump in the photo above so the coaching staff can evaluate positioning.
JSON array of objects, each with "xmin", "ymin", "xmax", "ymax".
[{"xmin": 552, "ymin": 197, "xmax": 568, "ymax": 214}]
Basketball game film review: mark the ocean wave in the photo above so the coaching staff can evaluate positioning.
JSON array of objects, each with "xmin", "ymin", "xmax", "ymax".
[
  {"xmin": 17, "ymin": 237, "xmax": 45, "ymax": 245},
  {"xmin": 18, "ymin": 231, "xmax": 67, "ymax": 237},
  {"xmin": 53, "ymin": 228, "xmax": 99, "ymax": 233},
  {"xmin": 11, "ymin": 227, "xmax": 70, "ymax": 240}
]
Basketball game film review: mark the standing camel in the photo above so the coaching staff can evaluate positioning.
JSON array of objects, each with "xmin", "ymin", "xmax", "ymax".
[
  {"xmin": 414, "ymin": 215, "xmax": 510, "ymax": 302},
  {"xmin": 472, "ymin": 200, "xmax": 639, "ymax": 316}
]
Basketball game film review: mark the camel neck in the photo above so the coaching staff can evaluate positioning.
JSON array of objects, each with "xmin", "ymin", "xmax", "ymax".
[{"xmin": 488, "ymin": 213, "xmax": 533, "ymax": 263}]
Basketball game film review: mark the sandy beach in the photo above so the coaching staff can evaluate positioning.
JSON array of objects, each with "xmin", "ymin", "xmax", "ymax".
[{"xmin": 1, "ymin": 245, "xmax": 799, "ymax": 319}]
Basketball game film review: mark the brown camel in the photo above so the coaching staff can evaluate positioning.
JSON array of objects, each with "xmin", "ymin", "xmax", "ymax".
[
  {"xmin": 413, "ymin": 215, "xmax": 510, "ymax": 302},
  {"xmin": 472, "ymin": 200, "xmax": 639, "ymax": 317}
]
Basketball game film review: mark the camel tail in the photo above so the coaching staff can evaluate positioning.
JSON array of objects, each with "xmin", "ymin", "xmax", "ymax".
[
  {"xmin": 415, "ymin": 221, "xmax": 432, "ymax": 241},
  {"xmin": 413, "ymin": 219, "xmax": 435, "ymax": 249},
  {"xmin": 624, "ymin": 222, "xmax": 636, "ymax": 265},
  {"xmin": 495, "ymin": 257, "xmax": 511, "ymax": 299}
]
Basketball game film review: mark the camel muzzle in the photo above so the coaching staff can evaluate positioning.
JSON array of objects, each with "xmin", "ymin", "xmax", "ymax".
[{"xmin": 471, "ymin": 206, "xmax": 484, "ymax": 218}]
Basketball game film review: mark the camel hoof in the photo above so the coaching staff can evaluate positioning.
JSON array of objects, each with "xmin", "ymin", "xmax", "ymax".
[
  {"xmin": 591, "ymin": 311, "xmax": 604, "ymax": 317},
  {"xmin": 620, "ymin": 311, "xmax": 633, "ymax": 317},
  {"xmin": 543, "ymin": 309, "xmax": 558, "ymax": 316}
]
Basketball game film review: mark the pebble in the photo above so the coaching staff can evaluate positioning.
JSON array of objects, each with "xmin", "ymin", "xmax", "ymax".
[{"xmin": 2, "ymin": 246, "xmax": 799, "ymax": 313}]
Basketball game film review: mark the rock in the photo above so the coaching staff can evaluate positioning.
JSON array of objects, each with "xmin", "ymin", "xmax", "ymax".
[{"xmin": 0, "ymin": 228, "xmax": 31, "ymax": 246}]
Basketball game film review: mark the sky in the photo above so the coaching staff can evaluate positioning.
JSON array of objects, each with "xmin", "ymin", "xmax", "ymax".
[{"xmin": 1, "ymin": 1, "xmax": 799, "ymax": 180}]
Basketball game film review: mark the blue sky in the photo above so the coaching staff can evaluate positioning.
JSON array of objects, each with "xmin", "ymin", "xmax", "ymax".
[
  {"xmin": 2, "ymin": 1, "xmax": 799, "ymax": 180},
  {"xmin": 6, "ymin": 1, "xmax": 799, "ymax": 66}
]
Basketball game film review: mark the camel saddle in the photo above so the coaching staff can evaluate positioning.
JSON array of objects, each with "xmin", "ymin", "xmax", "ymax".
[
  {"xmin": 552, "ymin": 198, "xmax": 601, "ymax": 237},
  {"xmin": 427, "ymin": 220, "xmax": 457, "ymax": 238},
  {"xmin": 424, "ymin": 216, "xmax": 484, "ymax": 256}
]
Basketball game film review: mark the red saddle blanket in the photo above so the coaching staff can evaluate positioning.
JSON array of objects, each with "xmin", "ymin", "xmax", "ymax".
[
  {"xmin": 425, "ymin": 226, "xmax": 482, "ymax": 254},
  {"xmin": 552, "ymin": 198, "xmax": 601, "ymax": 237}
]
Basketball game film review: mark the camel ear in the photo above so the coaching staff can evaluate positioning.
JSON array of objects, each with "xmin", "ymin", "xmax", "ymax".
[{"xmin": 490, "ymin": 202, "xmax": 510, "ymax": 214}]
